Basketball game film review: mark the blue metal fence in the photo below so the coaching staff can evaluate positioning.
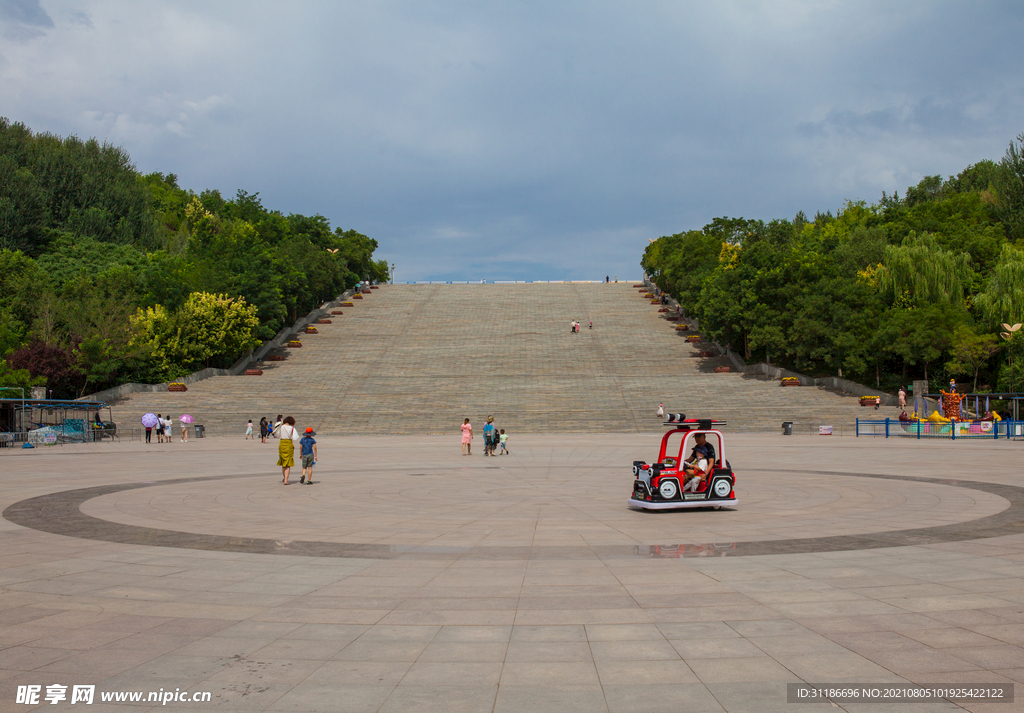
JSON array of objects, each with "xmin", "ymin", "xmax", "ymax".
[{"xmin": 856, "ymin": 418, "xmax": 1022, "ymax": 440}]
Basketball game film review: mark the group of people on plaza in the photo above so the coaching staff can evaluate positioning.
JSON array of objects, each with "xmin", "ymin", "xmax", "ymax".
[
  {"xmin": 569, "ymin": 319, "xmax": 591, "ymax": 333},
  {"xmin": 242, "ymin": 415, "xmax": 319, "ymax": 486},
  {"xmin": 251, "ymin": 415, "xmax": 286, "ymax": 443},
  {"xmin": 460, "ymin": 416, "xmax": 509, "ymax": 456},
  {"xmin": 143, "ymin": 414, "xmax": 188, "ymax": 443}
]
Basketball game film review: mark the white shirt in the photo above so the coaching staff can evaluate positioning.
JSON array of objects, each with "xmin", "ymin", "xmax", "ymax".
[{"xmin": 278, "ymin": 424, "xmax": 301, "ymax": 442}]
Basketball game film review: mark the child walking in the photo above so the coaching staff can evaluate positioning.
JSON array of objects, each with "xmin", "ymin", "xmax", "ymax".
[
  {"xmin": 499, "ymin": 429, "xmax": 509, "ymax": 455},
  {"xmin": 245, "ymin": 419, "xmax": 254, "ymax": 440},
  {"xmin": 299, "ymin": 428, "xmax": 317, "ymax": 485}
]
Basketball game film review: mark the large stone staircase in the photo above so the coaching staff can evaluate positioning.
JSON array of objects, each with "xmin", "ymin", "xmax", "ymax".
[{"xmin": 109, "ymin": 283, "xmax": 872, "ymax": 435}]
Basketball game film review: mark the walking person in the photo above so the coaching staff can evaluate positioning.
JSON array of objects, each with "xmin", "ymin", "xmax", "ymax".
[
  {"xmin": 164, "ymin": 415, "xmax": 174, "ymax": 442},
  {"xmin": 570, "ymin": 319, "xmax": 575, "ymax": 335},
  {"xmin": 483, "ymin": 416, "xmax": 497, "ymax": 456},
  {"xmin": 144, "ymin": 424, "xmax": 152, "ymax": 444},
  {"xmin": 259, "ymin": 417, "xmax": 268, "ymax": 443},
  {"xmin": 156, "ymin": 414, "xmax": 164, "ymax": 443},
  {"xmin": 898, "ymin": 386, "xmax": 907, "ymax": 410},
  {"xmin": 246, "ymin": 419, "xmax": 255, "ymax": 440},
  {"xmin": 657, "ymin": 403, "xmax": 664, "ymax": 418},
  {"xmin": 299, "ymin": 428, "xmax": 317, "ymax": 484},
  {"xmin": 461, "ymin": 418, "xmax": 473, "ymax": 455},
  {"xmin": 499, "ymin": 429, "xmax": 509, "ymax": 455},
  {"xmin": 181, "ymin": 420, "xmax": 189, "ymax": 442},
  {"xmin": 277, "ymin": 416, "xmax": 300, "ymax": 484}
]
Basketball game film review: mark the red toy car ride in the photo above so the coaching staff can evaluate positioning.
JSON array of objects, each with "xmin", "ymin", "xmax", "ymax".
[{"xmin": 629, "ymin": 415, "xmax": 737, "ymax": 511}]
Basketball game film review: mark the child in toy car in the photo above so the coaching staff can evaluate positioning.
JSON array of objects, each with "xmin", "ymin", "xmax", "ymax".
[{"xmin": 682, "ymin": 458, "xmax": 709, "ymax": 492}]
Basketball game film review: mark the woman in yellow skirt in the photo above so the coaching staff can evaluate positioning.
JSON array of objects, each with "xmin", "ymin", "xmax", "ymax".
[{"xmin": 277, "ymin": 416, "xmax": 301, "ymax": 484}]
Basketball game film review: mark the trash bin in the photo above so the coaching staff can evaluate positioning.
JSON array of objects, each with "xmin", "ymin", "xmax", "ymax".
[
  {"xmin": 194, "ymin": 424, "xmax": 205, "ymax": 438},
  {"xmin": 782, "ymin": 421, "xmax": 793, "ymax": 436}
]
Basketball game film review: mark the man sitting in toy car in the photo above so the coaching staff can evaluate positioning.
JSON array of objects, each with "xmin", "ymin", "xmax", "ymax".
[{"xmin": 681, "ymin": 433, "xmax": 716, "ymax": 492}]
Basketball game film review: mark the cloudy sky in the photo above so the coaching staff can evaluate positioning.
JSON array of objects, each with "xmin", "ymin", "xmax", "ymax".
[{"xmin": 2, "ymin": 1, "xmax": 1022, "ymax": 281}]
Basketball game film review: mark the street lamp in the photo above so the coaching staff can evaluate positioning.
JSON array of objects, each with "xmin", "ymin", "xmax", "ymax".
[
  {"xmin": 1000, "ymin": 323, "xmax": 1022, "ymax": 421},
  {"xmin": 390, "ymin": 262, "xmax": 395, "ymax": 284}
]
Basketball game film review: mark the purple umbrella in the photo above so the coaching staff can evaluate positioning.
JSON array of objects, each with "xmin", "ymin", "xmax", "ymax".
[
  {"xmin": 141, "ymin": 413, "xmax": 159, "ymax": 428},
  {"xmin": 180, "ymin": 414, "xmax": 194, "ymax": 424}
]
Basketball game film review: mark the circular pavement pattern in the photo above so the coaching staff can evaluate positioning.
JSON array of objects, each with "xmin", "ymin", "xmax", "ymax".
[{"xmin": 5, "ymin": 467, "xmax": 1024, "ymax": 559}]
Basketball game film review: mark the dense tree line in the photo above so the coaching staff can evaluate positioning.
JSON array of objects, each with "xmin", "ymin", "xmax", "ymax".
[
  {"xmin": 642, "ymin": 133, "xmax": 1024, "ymax": 398},
  {"xmin": 0, "ymin": 118, "xmax": 389, "ymax": 397}
]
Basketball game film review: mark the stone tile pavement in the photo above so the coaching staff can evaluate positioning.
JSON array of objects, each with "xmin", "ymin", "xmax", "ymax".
[{"xmin": 1, "ymin": 433, "xmax": 1023, "ymax": 711}]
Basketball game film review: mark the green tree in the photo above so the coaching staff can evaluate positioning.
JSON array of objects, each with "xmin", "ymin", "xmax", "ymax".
[
  {"xmin": 877, "ymin": 303, "xmax": 963, "ymax": 382},
  {"xmin": 35, "ymin": 233, "xmax": 147, "ymax": 289},
  {"xmin": 75, "ymin": 336, "xmax": 119, "ymax": 397},
  {"xmin": 0, "ymin": 358, "xmax": 44, "ymax": 391},
  {"xmin": 945, "ymin": 325, "xmax": 1000, "ymax": 391},
  {"xmin": 642, "ymin": 229, "xmax": 721, "ymax": 312},
  {"xmin": 129, "ymin": 292, "xmax": 260, "ymax": 378},
  {"xmin": 173, "ymin": 292, "xmax": 260, "ymax": 369},
  {"xmin": 0, "ymin": 117, "xmax": 157, "ymax": 252},
  {"xmin": 0, "ymin": 119, "xmax": 388, "ymax": 387},
  {"xmin": 995, "ymin": 132, "xmax": 1024, "ymax": 242},
  {"xmin": 876, "ymin": 233, "xmax": 973, "ymax": 306},
  {"xmin": 975, "ymin": 244, "xmax": 1024, "ymax": 326}
]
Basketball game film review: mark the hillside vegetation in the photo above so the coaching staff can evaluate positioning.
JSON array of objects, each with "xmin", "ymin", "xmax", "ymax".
[
  {"xmin": 0, "ymin": 118, "xmax": 388, "ymax": 397},
  {"xmin": 642, "ymin": 133, "xmax": 1024, "ymax": 396}
]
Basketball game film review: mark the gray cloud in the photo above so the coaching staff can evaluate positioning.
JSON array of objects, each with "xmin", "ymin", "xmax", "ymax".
[
  {"xmin": 0, "ymin": 0, "xmax": 52, "ymax": 39},
  {"xmin": 0, "ymin": 0, "xmax": 53, "ymax": 26},
  {"xmin": 2, "ymin": 1, "xmax": 1023, "ymax": 280},
  {"xmin": 67, "ymin": 10, "xmax": 92, "ymax": 28}
]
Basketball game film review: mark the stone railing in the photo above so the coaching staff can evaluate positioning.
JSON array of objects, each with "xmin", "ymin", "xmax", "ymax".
[{"xmin": 79, "ymin": 287, "xmax": 361, "ymax": 403}]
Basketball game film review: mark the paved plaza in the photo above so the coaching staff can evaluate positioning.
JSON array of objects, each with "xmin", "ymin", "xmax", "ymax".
[{"xmin": 2, "ymin": 432, "xmax": 1024, "ymax": 712}]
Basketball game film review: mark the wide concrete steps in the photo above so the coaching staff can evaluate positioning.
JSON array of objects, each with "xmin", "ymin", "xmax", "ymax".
[{"xmin": 110, "ymin": 284, "xmax": 870, "ymax": 435}]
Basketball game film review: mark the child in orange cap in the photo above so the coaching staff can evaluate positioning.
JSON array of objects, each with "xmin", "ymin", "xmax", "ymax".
[{"xmin": 299, "ymin": 428, "xmax": 317, "ymax": 484}]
